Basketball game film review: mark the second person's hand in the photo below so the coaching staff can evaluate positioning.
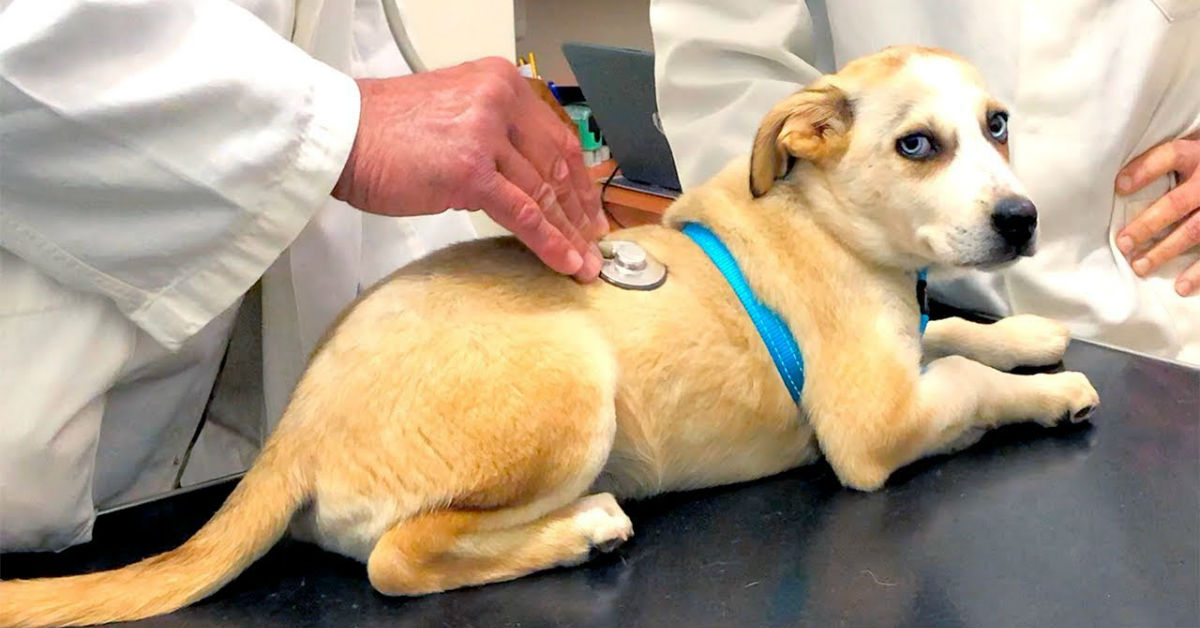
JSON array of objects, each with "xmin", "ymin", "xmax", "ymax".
[{"xmin": 1116, "ymin": 134, "xmax": 1200, "ymax": 296}]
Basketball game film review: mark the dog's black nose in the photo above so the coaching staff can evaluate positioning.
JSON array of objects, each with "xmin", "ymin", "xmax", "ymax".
[{"xmin": 991, "ymin": 196, "xmax": 1037, "ymax": 250}]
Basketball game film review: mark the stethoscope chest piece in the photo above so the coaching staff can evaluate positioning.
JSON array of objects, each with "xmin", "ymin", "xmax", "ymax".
[{"xmin": 598, "ymin": 240, "xmax": 667, "ymax": 291}]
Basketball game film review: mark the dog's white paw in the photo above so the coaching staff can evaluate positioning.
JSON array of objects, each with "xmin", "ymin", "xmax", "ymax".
[
  {"xmin": 571, "ymin": 493, "xmax": 633, "ymax": 554},
  {"xmin": 988, "ymin": 314, "xmax": 1072, "ymax": 369},
  {"xmin": 1030, "ymin": 371, "xmax": 1100, "ymax": 426}
]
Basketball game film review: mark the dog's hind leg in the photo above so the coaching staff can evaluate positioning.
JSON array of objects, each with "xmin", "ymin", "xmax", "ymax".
[
  {"xmin": 366, "ymin": 492, "xmax": 632, "ymax": 596},
  {"xmin": 357, "ymin": 324, "xmax": 626, "ymax": 596},
  {"xmin": 922, "ymin": 315, "xmax": 1071, "ymax": 370}
]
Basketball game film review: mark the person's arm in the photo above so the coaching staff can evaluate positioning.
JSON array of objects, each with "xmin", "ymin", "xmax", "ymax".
[
  {"xmin": 650, "ymin": 0, "xmax": 826, "ymax": 189},
  {"xmin": 0, "ymin": 0, "xmax": 360, "ymax": 351}
]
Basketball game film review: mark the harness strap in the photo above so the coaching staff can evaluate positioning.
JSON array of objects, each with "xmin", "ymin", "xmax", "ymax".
[
  {"xmin": 682, "ymin": 222, "xmax": 931, "ymax": 405},
  {"xmin": 682, "ymin": 223, "xmax": 806, "ymax": 403}
]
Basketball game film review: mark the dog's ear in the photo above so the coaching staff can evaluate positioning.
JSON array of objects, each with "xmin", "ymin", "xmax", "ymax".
[{"xmin": 749, "ymin": 83, "xmax": 853, "ymax": 198}]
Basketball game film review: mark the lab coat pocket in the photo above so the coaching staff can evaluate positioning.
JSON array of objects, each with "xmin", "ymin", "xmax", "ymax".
[{"xmin": 1147, "ymin": 0, "xmax": 1200, "ymax": 21}]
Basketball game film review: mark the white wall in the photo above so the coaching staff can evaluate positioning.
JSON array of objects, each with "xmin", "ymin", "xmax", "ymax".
[
  {"xmin": 397, "ymin": 0, "xmax": 517, "ymax": 69},
  {"xmin": 515, "ymin": 0, "xmax": 653, "ymax": 84}
]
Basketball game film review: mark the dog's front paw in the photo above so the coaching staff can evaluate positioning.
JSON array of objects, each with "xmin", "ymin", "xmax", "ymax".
[
  {"xmin": 1030, "ymin": 371, "xmax": 1100, "ymax": 426},
  {"xmin": 989, "ymin": 314, "xmax": 1072, "ymax": 369},
  {"xmin": 572, "ymin": 493, "xmax": 633, "ymax": 555}
]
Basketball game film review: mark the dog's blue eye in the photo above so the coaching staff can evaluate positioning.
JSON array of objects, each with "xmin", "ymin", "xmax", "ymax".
[
  {"xmin": 896, "ymin": 133, "xmax": 936, "ymax": 160},
  {"xmin": 987, "ymin": 111, "xmax": 1009, "ymax": 143}
]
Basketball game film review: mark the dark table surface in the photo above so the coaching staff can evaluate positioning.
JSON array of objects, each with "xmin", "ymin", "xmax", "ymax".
[{"xmin": 3, "ymin": 321, "xmax": 1199, "ymax": 628}]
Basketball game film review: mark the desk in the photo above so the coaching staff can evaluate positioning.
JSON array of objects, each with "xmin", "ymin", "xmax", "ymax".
[
  {"xmin": 3, "ymin": 317, "xmax": 1197, "ymax": 627},
  {"xmin": 590, "ymin": 159, "xmax": 673, "ymax": 228}
]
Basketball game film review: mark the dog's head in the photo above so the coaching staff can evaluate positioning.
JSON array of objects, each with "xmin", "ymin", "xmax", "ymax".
[{"xmin": 750, "ymin": 46, "xmax": 1035, "ymax": 269}]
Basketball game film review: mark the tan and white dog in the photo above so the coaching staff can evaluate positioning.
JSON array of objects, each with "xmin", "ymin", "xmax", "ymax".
[{"xmin": 0, "ymin": 46, "xmax": 1099, "ymax": 627}]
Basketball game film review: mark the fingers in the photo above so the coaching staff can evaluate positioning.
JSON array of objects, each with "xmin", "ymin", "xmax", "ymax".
[
  {"xmin": 564, "ymin": 135, "xmax": 609, "ymax": 238},
  {"xmin": 507, "ymin": 119, "xmax": 596, "ymax": 244},
  {"xmin": 482, "ymin": 173, "xmax": 584, "ymax": 276},
  {"xmin": 509, "ymin": 86, "xmax": 607, "ymax": 240},
  {"xmin": 550, "ymin": 132, "xmax": 607, "ymax": 240},
  {"xmin": 1176, "ymin": 259, "xmax": 1200, "ymax": 297},
  {"xmin": 1116, "ymin": 137, "xmax": 1200, "ymax": 256},
  {"xmin": 511, "ymin": 78, "xmax": 606, "ymax": 238},
  {"xmin": 494, "ymin": 147, "xmax": 602, "ymax": 281},
  {"xmin": 1118, "ymin": 179, "xmax": 1200, "ymax": 259},
  {"xmin": 547, "ymin": 117, "xmax": 607, "ymax": 238},
  {"xmin": 1116, "ymin": 139, "xmax": 1197, "ymax": 196},
  {"xmin": 1128, "ymin": 205, "xmax": 1200, "ymax": 276}
]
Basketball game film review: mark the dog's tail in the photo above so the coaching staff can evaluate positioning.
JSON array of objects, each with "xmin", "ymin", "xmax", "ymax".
[{"xmin": 0, "ymin": 443, "xmax": 308, "ymax": 628}]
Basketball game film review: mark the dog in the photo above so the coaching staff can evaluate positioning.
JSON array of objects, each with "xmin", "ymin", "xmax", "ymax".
[{"xmin": 0, "ymin": 45, "xmax": 1099, "ymax": 627}]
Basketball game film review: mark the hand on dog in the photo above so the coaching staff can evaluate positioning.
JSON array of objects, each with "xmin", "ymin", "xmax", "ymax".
[
  {"xmin": 1115, "ymin": 134, "xmax": 1200, "ymax": 296},
  {"xmin": 332, "ymin": 57, "xmax": 607, "ymax": 281}
]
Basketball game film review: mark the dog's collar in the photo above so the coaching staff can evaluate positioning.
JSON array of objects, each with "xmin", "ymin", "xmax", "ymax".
[{"xmin": 681, "ymin": 222, "xmax": 930, "ymax": 405}]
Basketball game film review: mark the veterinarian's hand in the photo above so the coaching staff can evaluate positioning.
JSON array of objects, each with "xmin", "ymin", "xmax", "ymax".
[
  {"xmin": 332, "ymin": 57, "xmax": 607, "ymax": 281},
  {"xmin": 1115, "ymin": 134, "xmax": 1200, "ymax": 296}
]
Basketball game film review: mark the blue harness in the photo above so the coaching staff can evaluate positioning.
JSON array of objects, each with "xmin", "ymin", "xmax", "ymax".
[{"xmin": 681, "ymin": 222, "xmax": 929, "ymax": 404}]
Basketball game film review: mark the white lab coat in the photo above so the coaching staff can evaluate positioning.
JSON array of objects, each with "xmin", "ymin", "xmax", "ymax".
[
  {"xmin": 0, "ymin": 0, "xmax": 477, "ymax": 551},
  {"xmin": 651, "ymin": 0, "xmax": 1200, "ymax": 365}
]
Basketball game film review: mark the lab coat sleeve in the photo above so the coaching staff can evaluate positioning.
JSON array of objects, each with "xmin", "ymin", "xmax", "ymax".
[
  {"xmin": 650, "ymin": 0, "xmax": 824, "ymax": 189},
  {"xmin": 0, "ymin": 0, "xmax": 361, "ymax": 351}
]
